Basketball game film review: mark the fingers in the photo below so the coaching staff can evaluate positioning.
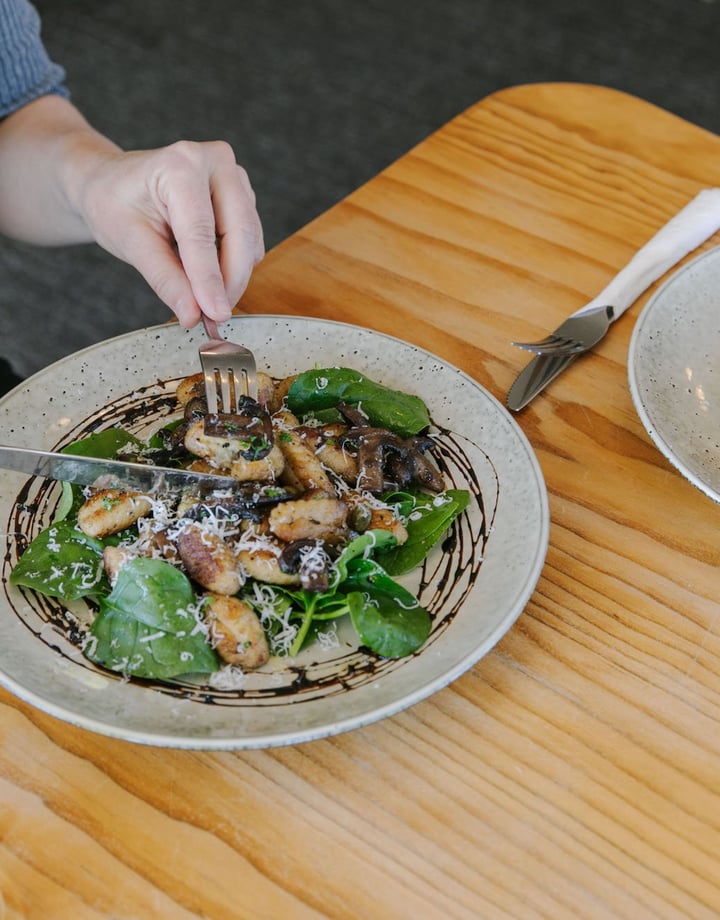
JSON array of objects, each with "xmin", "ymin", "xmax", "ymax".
[
  {"xmin": 155, "ymin": 141, "xmax": 264, "ymax": 323},
  {"xmin": 211, "ymin": 157, "xmax": 265, "ymax": 307},
  {"xmin": 79, "ymin": 140, "xmax": 264, "ymax": 327},
  {"xmin": 124, "ymin": 223, "xmax": 203, "ymax": 327}
]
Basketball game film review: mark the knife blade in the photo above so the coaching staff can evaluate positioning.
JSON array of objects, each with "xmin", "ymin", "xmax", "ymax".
[
  {"xmin": 506, "ymin": 352, "xmax": 578, "ymax": 412},
  {"xmin": 0, "ymin": 445, "xmax": 239, "ymax": 494}
]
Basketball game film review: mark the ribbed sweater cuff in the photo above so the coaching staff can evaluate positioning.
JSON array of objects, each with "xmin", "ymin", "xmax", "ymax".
[{"xmin": 0, "ymin": 0, "xmax": 68, "ymax": 119}]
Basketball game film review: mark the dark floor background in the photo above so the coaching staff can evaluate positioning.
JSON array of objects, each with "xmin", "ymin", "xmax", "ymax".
[{"xmin": 1, "ymin": 0, "xmax": 719, "ymax": 379}]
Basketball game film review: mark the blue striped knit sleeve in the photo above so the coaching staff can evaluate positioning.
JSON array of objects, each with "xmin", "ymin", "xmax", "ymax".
[{"xmin": 0, "ymin": 0, "xmax": 68, "ymax": 118}]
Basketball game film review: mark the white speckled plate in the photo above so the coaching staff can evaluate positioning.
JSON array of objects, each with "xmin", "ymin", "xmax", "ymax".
[
  {"xmin": 0, "ymin": 316, "xmax": 548, "ymax": 748},
  {"xmin": 628, "ymin": 247, "xmax": 720, "ymax": 504}
]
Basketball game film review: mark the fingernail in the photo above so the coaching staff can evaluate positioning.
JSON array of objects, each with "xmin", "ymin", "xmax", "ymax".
[{"xmin": 209, "ymin": 293, "xmax": 232, "ymax": 320}]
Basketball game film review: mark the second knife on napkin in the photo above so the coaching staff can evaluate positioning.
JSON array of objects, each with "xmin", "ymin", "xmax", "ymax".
[{"xmin": 507, "ymin": 188, "xmax": 720, "ymax": 411}]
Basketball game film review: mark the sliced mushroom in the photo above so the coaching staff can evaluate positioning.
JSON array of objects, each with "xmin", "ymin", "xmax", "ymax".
[
  {"xmin": 180, "ymin": 484, "xmax": 297, "ymax": 527},
  {"xmin": 340, "ymin": 427, "xmax": 444, "ymax": 494},
  {"xmin": 394, "ymin": 443, "xmax": 444, "ymax": 492},
  {"xmin": 181, "ymin": 498, "xmax": 263, "ymax": 526},
  {"xmin": 337, "ymin": 402, "xmax": 370, "ymax": 427},
  {"xmin": 279, "ymin": 539, "xmax": 331, "ymax": 592},
  {"xmin": 342, "ymin": 428, "xmax": 400, "ymax": 492}
]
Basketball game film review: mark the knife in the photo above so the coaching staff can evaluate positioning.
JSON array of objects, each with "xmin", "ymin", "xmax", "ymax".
[
  {"xmin": 506, "ymin": 353, "xmax": 578, "ymax": 412},
  {"xmin": 0, "ymin": 445, "xmax": 239, "ymax": 494},
  {"xmin": 506, "ymin": 187, "xmax": 720, "ymax": 411}
]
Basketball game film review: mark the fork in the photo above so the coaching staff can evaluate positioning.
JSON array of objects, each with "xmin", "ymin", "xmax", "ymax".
[
  {"xmin": 512, "ymin": 305, "xmax": 613, "ymax": 355},
  {"xmin": 511, "ymin": 188, "xmax": 720, "ymax": 358},
  {"xmin": 199, "ymin": 316, "xmax": 258, "ymax": 414}
]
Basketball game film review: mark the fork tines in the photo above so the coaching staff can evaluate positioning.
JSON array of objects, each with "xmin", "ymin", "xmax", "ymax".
[
  {"xmin": 199, "ymin": 319, "xmax": 257, "ymax": 415},
  {"xmin": 202, "ymin": 358, "xmax": 243, "ymax": 415},
  {"xmin": 511, "ymin": 304, "xmax": 614, "ymax": 358}
]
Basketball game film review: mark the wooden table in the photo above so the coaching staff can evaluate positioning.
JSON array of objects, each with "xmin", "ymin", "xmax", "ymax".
[{"xmin": 2, "ymin": 83, "xmax": 719, "ymax": 919}]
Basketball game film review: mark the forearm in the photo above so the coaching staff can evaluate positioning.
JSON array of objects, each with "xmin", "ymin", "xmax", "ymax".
[
  {"xmin": 0, "ymin": 93, "xmax": 120, "ymax": 245},
  {"xmin": 0, "ymin": 91, "xmax": 264, "ymax": 326}
]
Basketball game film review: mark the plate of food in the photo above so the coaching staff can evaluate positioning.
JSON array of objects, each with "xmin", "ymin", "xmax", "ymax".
[
  {"xmin": 628, "ymin": 246, "xmax": 720, "ymax": 504},
  {"xmin": 0, "ymin": 316, "xmax": 549, "ymax": 749}
]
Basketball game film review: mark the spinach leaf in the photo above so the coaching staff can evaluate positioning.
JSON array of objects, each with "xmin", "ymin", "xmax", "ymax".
[
  {"xmin": 250, "ymin": 582, "xmax": 358, "ymax": 656},
  {"xmin": 289, "ymin": 590, "xmax": 349, "ymax": 655},
  {"xmin": 331, "ymin": 528, "xmax": 398, "ymax": 585},
  {"xmin": 257, "ymin": 528, "xmax": 430, "ymax": 659},
  {"xmin": 244, "ymin": 531, "xmax": 400, "ymax": 656},
  {"xmin": 287, "ymin": 367, "xmax": 431, "ymax": 437},
  {"xmin": 9, "ymin": 520, "xmax": 106, "ymax": 600},
  {"xmin": 379, "ymin": 489, "xmax": 471, "ymax": 576},
  {"xmin": 86, "ymin": 557, "xmax": 219, "ymax": 679},
  {"xmin": 61, "ymin": 428, "xmax": 144, "ymax": 459},
  {"xmin": 54, "ymin": 428, "xmax": 144, "ymax": 522},
  {"xmin": 344, "ymin": 558, "xmax": 431, "ymax": 658},
  {"xmin": 88, "ymin": 606, "xmax": 218, "ymax": 680},
  {"xmin": 147, "ymin": 417, "xmax": 184, "ymax": 450}
]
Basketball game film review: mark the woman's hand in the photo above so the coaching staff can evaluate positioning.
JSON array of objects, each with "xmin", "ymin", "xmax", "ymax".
[
  {"xmin": 0, "ymin": 95, "xmax": 264, "ymax": 326},
  {"xmin": 78, "ymin": 140, "xmax": 265, "ymax": 327}
]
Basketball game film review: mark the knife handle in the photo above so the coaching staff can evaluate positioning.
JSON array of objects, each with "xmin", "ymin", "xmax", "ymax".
[{"xmin": 575, "ymin": 188, "xmax": 720, "ymax": 319}]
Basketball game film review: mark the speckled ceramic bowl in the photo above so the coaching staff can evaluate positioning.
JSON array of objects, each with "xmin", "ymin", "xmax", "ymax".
[
  {"xmin": 629, "ymin": 247, "xmax": 720, "ymax": 504},
  {"xmin": 0, "ymin": 316, "xmax": 549, "ymax": 748}
]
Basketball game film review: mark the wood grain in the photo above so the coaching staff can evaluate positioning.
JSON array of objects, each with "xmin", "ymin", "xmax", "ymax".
[{"xmin": 2, "ymin": 83, "xmax": 719, "ymax": 918}]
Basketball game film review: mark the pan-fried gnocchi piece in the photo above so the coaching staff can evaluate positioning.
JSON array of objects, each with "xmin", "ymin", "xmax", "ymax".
[
  {"xmin": 102, "ymin": 545, "xmax": 132, "ymax": 584},
  {"xmin": 366, "ymin": 507, "xmax": 408, "ymax": 545},
  {"xmin": 236, "ymin": 545, "xmax": 301, "ymax": 586},
  {"xmin": 271, "ymin": 374, "xmax": 296, "ymax": 412},
  {"xmin": 184, "ymin": 419, "xmax": 285, "ymax": 481},
  {"xmin": 255, "ymin": 372, "xmax": 276, "ymax": 409},
  {"xmin": 78, "ymin": 489, "xmax": 153, "ymax": 538},
  {"xmin": 300, "ymin": 424, "xmax": 359, "ymax": 483},
  {"xmin": 229, "ymin": 444, "xmax": 285, "ymax": 483},
  {"xmin": 176, "ymin": 524, "xmax": 243, "ymax": 595},
  {"xmin": 274, "ymin": 421, "xmax": 336, "ymax": 495},
  {"xmin": 268, "ymin": 496, "xmax": 349, "ymax": 545},
  {"xmin": 176, "ymin": 373, "xmax": 205, "ymax": 407},
  {"xmin": 177, "ymin": 371, "xmax": 276, "ymax": 410},
  {"xmin": 205, "ymin": 594, "xmax": 270, "ymax": 669}
]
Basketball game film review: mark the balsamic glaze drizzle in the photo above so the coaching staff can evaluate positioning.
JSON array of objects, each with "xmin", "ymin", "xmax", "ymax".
[{"xmin": 1, "ymin": 381, "xmax": 496, "ymax": 708}]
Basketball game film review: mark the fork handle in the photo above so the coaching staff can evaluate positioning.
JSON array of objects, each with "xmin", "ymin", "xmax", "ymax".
[
  {"xmin": 575, "ymin": 188, "xmax": 720, "ymax": 319},
  {"xmin": 202, "ymin": 315, "xmax": 222, "ymax": 340}
]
